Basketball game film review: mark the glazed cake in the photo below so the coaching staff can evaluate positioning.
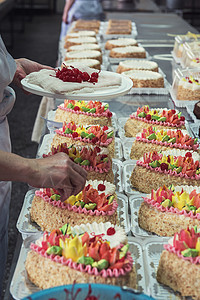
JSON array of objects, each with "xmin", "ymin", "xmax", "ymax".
[
  {"xmin": 67, "ymin": 44, "xmax": 101, "ymax": 52},
  {"xmin": 157, "ymin": 226, "xmax": 200, "ymax": 299},
  {"xmin": 52, "ymin": 122, "xmax": 115, "ymax": 158},
  {"xmin": 130, "ymin": 126, "xmax": 199, "ymax": 160},
  {"xmin": 193, "ymin": 101, "xmax": 200, "ymax": 119},
  {"xmin": 25, "ymin": 222, "xmax": 136, "ymax": 289},
  {"xmin": 124, "ymin": 105, "xmax": 186, "ymax": 137},
  {"xmin": 139, "ymin": 185, "xmax": 200, "ymax": 236},
  {"xmin": 54, "ymin": 100, "xmax": 113, "ymax": 126},
  {"xmin": 62, "ymin": 59, "xmax": 101, "ymax": 70},
  {"xmin": 116, "ymin": 60, "xmax": 158, "ymax": 74},
  {"xmin": 105, "ymin": 38, "xmax": 138, "ymax": 50},
  {"xmin": 177, "ymin": 76, "xmax": 200, "ymax": 101},
  {"xmin": 30, "ymin": 179, "xmax": 118, "ymax": 231},
  {"xmin": 65, "ymin": 31, "xmax": 96, "ymax": 40},
  {"xmin": 109, "ymin": 46, "xmax": 146, "ymax": 59},
  {"xmin": 44, "ymin": 144, "xmax": 114, "ymax": 183},
  {"xmin": 65, "ymin": 50, "xmax": 102, "ymax": 64},
  {"xmin": 122, "ymin": 70, "xmax": 164, "ymax": 88},
  {"xmin": 130, "ymin": 149, "xmax": 200, "ymax": 194},
  {"xmin": 64, "ymin": 37, "xmax": 97, "ymax": 49}
]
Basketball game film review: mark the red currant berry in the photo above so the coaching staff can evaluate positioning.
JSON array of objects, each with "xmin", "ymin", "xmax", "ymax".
[
  {"xmin": 91, "ymin": 137, "xmax": 98, "ymax": 143},
  {"xmin": 73, "ymin": 106, "xmax": 80, "ymax": 111},
  {"xmin": 160, "ymin": 163, "xmax": 168, "ymax": 171},
  {"xmin": 103, "ymin": 126, "xmax": 108, "ymax": 131},
  {"xmin": 107, "ymin": 227, "xmax": 116, "ymax": 235},
  {"xmin": 98, "ymin": 183, "xmax": 106, "ymax": 191},
  {"xmin": 171, "ymin": 109, "xmax": 176, "ymax": 114},
  {"xmin": 91, "ymin": 72, "xmax": 98, "ymax": 78},
  {"xmin": 107, "ymin": 111, "xmax": 112, "ymax": 117},
  {"xmin": 180, "ymin": 116, "xmax": 185, "ymax": 121},
  {"xmin": 95, "ymin": 146, "xmax": 101, "ymax": 153},
  {"xmin": 185, "ymin": 152, "xmax": 192, "ymax": 158},
  {"xmin": 146, "ymin": 114, "xmax": 151, "ymax": 120},
  {"xmin": 72, "ymin": 132, "xmax": 78, "ymax": 138},
  {"xmin": 82, "ymin": 72, "xmax": 90, "ymax": 81}
]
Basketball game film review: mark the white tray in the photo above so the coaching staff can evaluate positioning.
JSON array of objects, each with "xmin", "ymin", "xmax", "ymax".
[
  {"xmin": 122, "ymin": 160, "xmax": 142, "ymax": 196},
  {"xmin": 189, "ymin": 123, "xmax": 200, "ymax": 139},
  {"xmin": 21, "ymin": 71, "xmax": 133, "ymax": 101},
  {"xmin": 10, "ymin": 236, "xmax": 146, "ymax": 300},
  {"xmin": 121, "ymin": 138, "xmax": 134, "ymax": 160},
  {"xmin": 128, "ymin": 79, "xmax": 170, "ymax": 95},
  {"xmin": 186, "ymin": 103, "xmax": 200, "ymax": 124},
  {"xmin": 170, "ymin": 87, "xmax": 200, "ymax": 108},
  {"xmin": 101, "ymin": 21, "xmax": 138, "ymax": 40},
  {"xmin": 37, "ymin": 133, "xmax": 123, "ymax": 161}
]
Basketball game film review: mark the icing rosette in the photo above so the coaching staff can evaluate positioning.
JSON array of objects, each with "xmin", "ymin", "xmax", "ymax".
[
  {"xmin": 130, "ymin": 105, "xmax": 185, "ymax": 128},
  {"xmin": 29, "ymin": 222, "xmax": 132, "ymax": 277},
  {"xmin": 144, "ymin": 185, "xmax": 200, "ymax": 218},
  {"xmin": 164, "ymin": 226, "xmax": 200, "ymax": 264},
  {"xmin": 43, "ymin": 143, "xmax": 111, "ymax": 173},
  {"xmin": 35, "ymin": 179, "xmax": 118, "ymax": 216},
  {"xmin": 137, "ymin": 149, "xmax": 200, "ymax": 179},
  {"xmin": 59, "ymin": 100, "xmax": 112, "ymax": 118},
  {"xmin": 55, "ymin": 121, "xmax": 114, "ymax": 147},
  {"xmin": 136, "ymin": 126, "xmax": 198, "ymax": 151}
]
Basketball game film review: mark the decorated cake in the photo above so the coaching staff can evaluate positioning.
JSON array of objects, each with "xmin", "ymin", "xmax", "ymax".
[
  {"xmin": 54, "ymin": 100, "xmax": 113, "ymax": 126},
  {"xmin": 25, "ymin": 222, "xmax": 136, "ymax": 289},
  {"xmin": 65, "ymin": 50, "xmax": 102, "ymax": 64},
  {"xmin": 193, "ymin": 101, "xmax": 200, "ymax": 119},
  {"xmin": 116, "ymin": 60, "xmax": 158, "ymax": 74},
  {"xmin": 105, "ymin": 38, "xmax": 138, "ymax": 50},
  {"xmin": 30, "ymin": 179, "xmax": 118, "ymax": 231},
  {"xmin": 62, "ymin": 59, "xmax": 101, "ymax": 70},
  {"xmin": 52, "ymin": 122, "xmax": 115, "ymax": 158},
  {"xmin": 177, "ymin": 75, "xmax": 200, "ymax": 101},
  {"xmin": 139, "ymin": 185, "xmax": 200, "ymax": 236},
  {"xmin": 130, "ymin": 126, "xmax": 199, "ymax": 160},
  {"xmin": 44, "ymin": 144, "xmax": 114, "ymax": 183},
  {"xmin": 67, "ymin": 43, "xmax": 101, "ymax": 52},
  {"xmin": 190, "ymin": 57, "xmax": 200, "ymax": 68},
  {"xmin": 130, "ymin": 149, "xmax": 200, "ymax": 193},
  {"xmin": 64, "ymin": 37, "xmax": 97, "ymax": 49},
  {"xmin": 25, "ymin": 66, "xmax": 121, "ymax": 96},
  {"xmin": 124, "ymin": 105, "xmax": 186, "ymax": 137},
  {"xmin": 157, "ymin": 226, "xmax": 200, "ymax": 299},
  {"xmin": 122, "ymin": 70, "xmax": 164, "ymax": 88},
  {"xmin": 109, "ymin": 46, "xmax": 146, "ymax": 58}
]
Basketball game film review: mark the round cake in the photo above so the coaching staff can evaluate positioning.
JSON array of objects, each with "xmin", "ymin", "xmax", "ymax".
[
  {"xmin": 109, "ymin": 46, "xmax": 146, "ymax": 58},
  {"xmin": 68, "ymin": 43, "xmax": 101, "ymax": 52},
  {"xmin": 117, "ymin": 60, "xmax": 158, "ymax": 73},
  {"xmin": 65, "ymin": 50, "xmax": 102, "ymax": 63},
  {"xmin": 193, "ymin": 101, "xmax": 200, "ymax": 119},
  {"xmin": 64, "ymin": 37, "xmax": 97, "ymax": 49},
  {"xmin": 105, "ymin": 38, "xmax": 138, "ymax": 50},
  {"xmin": 122, "ymin": 70, "xmax": 164, "ymax": 88},
  {"xmin": 62, "ymin": 59, "xmax": 101, "ymax": 70}
]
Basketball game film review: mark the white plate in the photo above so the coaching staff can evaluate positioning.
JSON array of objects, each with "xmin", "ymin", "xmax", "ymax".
[{"xmin": 21, "ymin": 72, "xmax": 133, "ymax": 101}]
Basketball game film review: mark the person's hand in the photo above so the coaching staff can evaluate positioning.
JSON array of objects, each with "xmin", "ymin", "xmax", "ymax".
[
  {"xmin": 29, "ymin": 152, "xmax": 87, "ymax": 201},
  {"xmin": 13, "ymin": 58, "xmax": 53, "ymax": 90},
  {"xmin": 62, "ymin": 9, "xmax": 69, "ymax": 23}
]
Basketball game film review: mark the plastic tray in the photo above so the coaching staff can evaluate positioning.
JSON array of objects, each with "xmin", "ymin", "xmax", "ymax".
[
  {"xmin": 186, "ymin": 103, "xmax": 200, "ymax": 124},
  {"xmin": 189, "ymin": 123, "xmax": 200, "ymax": 139},
  {"xmin": 122, "ymin": 160, "xmax": 141, "ymax": 197},
  {"xmin": 37, "ymin": 134, "xmax": 123, "ymax": 160},
  {"xmin": 121, "ymin": 139, "xmax": 135, "ymax": 160},
  {"xmin": 10, "ymin": 236, "xmax": 147, "ymax": 300},
  {"xmin": 101, "ymin": 21, "xmax": 138, "ymax": 40}
]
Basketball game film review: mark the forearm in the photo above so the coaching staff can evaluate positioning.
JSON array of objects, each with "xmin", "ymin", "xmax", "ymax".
[
  {"xmin": 64, "ymin": 0, "xmax": 75, "ymax": 12},
  {"xmin": 0, "ymin": 150, "xmax": 36, "ymax": 183}
]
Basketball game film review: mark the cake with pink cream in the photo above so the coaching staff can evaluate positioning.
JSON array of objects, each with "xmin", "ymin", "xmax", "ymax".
[
  {"xmin": 30, "ymin": 179, "xmax": 118, "ymax": 232},
  {"xmin": 52, "ymin": 122, "xmax": 115, "ymax": 158},
  {"xmin": 177, "ymin": 75, "xmax": 200, "ymax": 100},
  {"xmin": 55, "ymin": 100, "xmax": 113, "ymax": 126},
  {"xmin": 157, "ymin": 226, "xmax": 200, "ymax": 299},
  {"xmin": 130, "ymin": 149, "xmax": 200, "ymax": 194},
  {"xmin": 124, "ymin": 105, "xmax": 186, "ymax": 137},
  {"xmin": 139, "ymin": 185, "xmax": 200, "ymax": 236},
  {"xmin": 25, "ymin": 222, "xmax": 136, "ymax": 289},
  {"xmin": 130, "ymin": 126, "xmax": 199, "ymax": 160}
]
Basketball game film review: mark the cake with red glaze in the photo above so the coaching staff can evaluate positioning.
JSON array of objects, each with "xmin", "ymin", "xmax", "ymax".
[
  {"xmin": 139, "ymin": 185, "xmax": 200, "ymax": 236},
  {"xmin": 55, "ymin": 100, "xmax": 113, "ymax": 126},
  {"xmin": 30, "ymin": 179, "xmax": 118, "ymax": 231},
  {"xmin": 157, "ymin": 226, "xmax": 200, "ymax": 299},
  {"xmin": 124, "ymin": 105, "xmax": 186, "ymax": 137},
  {"xmin": 52, "ymin": 122, "xmax": 115, "ymax": 158},
  {"xmin": 44, "ymin": 144, "xmax": 114, "ymax": 183},
  {"xmin": 25, "ymin": 222, "xmax": 136, "ymax": 289},
  {"xmin": 130, "ymin": 149, "xmax": 200, "ymax": 193},
  {"xmin": 177, "ymin": 75, "xmax": 200, "ymax": 101},
  {"xmin": 130, "ymin": 126, "xmax": 199, "ymax": 160}
]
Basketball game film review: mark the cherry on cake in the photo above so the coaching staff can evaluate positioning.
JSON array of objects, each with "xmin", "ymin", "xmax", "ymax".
[
  {"xmin": 130, "ymin": 149, "xmax": 200, "ymax": 194},
  {"xmin": 138, "ymin": 185, "xmax": 200, "ymax": 236},
  {"xmin": 25, "ymin": 222, "xmax": 136, "ymax": 289},
  {"xmin": 55, "ymin": 100, "xmax": 113, "ymax": 126},
  {"xmin": 157, "ymin": 226, "xmax": 200, "ymax": 299},
  {"xmin": 124, "ymin": 106, "xmax": 186, "ymax": 137},
  {"xmin": 122, "ymin": 70, "xmax": 164, "ymax": 88},
  {"xmin": 64, "ymin": 37, "xmax": 98, "ymax": 49},
  {"xmin": 117, "ymin": 60, "xmax": 158, "ymax": 74},
  {"xmin": 177, "ymin": 76, "xmax": 200, "ymax": 101},
  {"xmin": 109, "ymin": 46, "xmax": 146, "ymax": 58},
  {"xmin": 65, "ymin": 50, "xmax": 102, "ymax": 64},
  {"xmin": 105, "ymin": 38, "xmax": 138, "ymax": 50},
  {"xmin": 130, "ymin": 126, "xmax": 199, "ymax": 160}
]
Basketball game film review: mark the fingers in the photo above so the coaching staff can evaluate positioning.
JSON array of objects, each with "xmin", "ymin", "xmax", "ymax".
[{"xmin": 66, "ymin": 165, "xmax": 87, "ymax": 196}]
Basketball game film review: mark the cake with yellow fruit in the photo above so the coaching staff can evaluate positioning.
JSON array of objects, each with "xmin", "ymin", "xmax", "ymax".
[
  {"xmin": 130, "ymin": 149, "xmax": 200, "ymax": 194},
  {"xmin": 30, "ymin": 180, "xmax": 118, "ymax": 232},
  {"xmin": 177, "ymin": 76, "xmax": 200, "ymax": 101},
  {"xmin": 124, "ymin": 105, "xmax": 186, "ymax": 138},
  {"xmin": 25, "ymin": 222, "xmax": 136, "ymax": 289},
  {"xmin": 138, "ymin": 185, "xmax": 200, "ymax": 236},
  {"xmin": 130, "ymin": 126, "xmax": 199, "ymax": 160},
  {"xmin": 157, "ymin": 226, "xmax": 200, "ymax": 299},
  {"xmin": 55, "ymin": 100, "xmax": 113, "ymax": 126},
  {"xmin": 44, "ymin": 144, "xmax": 114, "ymax": 183},
  {"xmin": 52, "ymin": 122, "xmax": 115, "ymax": 158}
]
